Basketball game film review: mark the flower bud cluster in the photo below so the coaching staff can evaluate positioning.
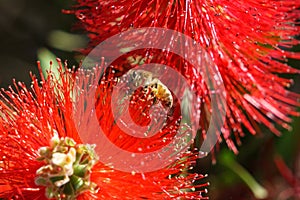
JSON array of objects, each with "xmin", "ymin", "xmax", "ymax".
[{"xmin": 35, "ymin": 132, "xmax": 99, "ymax": 199}]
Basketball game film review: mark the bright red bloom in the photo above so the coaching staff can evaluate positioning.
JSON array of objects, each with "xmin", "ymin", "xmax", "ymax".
[
  {"xmin": 68, "ymin": 0, "xmax": 300, "ymax": 153},
  {"xmin": 0, "ymin": 59, "xmax": 208, "ymax": 199}
]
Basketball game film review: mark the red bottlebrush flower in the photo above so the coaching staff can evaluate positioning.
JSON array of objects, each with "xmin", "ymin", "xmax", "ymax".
[
  {"xmin": 68, "ymin": 0, "xmax": 300, "ymax": 153},
  {"xmin": 0, "ymin": 59, "xmax": 208, "ymax": 199}
]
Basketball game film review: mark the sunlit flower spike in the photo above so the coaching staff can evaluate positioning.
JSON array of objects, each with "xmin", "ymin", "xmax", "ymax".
[
  {"xmin": 68, "ymin": 0, "xmax": 300, "ymax": 153},
  {"xmin": 0, "ymin": 59, "xmax": 208, "ymax": 199}
]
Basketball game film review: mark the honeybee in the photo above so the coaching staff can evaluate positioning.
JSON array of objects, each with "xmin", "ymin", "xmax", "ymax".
[
  {"xmin": 144, "ymin": 78, "xmax": 173, "ymax": 109},
  {"xmin": 124, "ymin": 69, "xmax": 173, "ymax": 109}
]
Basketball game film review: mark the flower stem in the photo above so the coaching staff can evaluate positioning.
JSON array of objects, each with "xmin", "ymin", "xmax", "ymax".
[{"xmin": 220, "ymin": 151, "xmax": 268, "ymax": 199}]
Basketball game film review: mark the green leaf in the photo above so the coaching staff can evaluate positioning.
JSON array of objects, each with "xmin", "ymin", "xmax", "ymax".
[
  {"xmin": 37, "ymin": 48, "xmax": 61, "ymax": 80},
  {"xmin": 47, "ymin": 30, "xmax": 88, "ymax": 52}
]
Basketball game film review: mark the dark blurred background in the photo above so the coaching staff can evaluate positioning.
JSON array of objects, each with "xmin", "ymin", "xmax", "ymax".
[
  {"xmin": 0, "ymin": 0, "xmax": 86, "ymax": 88},
  {"xmin": 0, "ymin": 1, "xmax": 299, "ymax": 199}
]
